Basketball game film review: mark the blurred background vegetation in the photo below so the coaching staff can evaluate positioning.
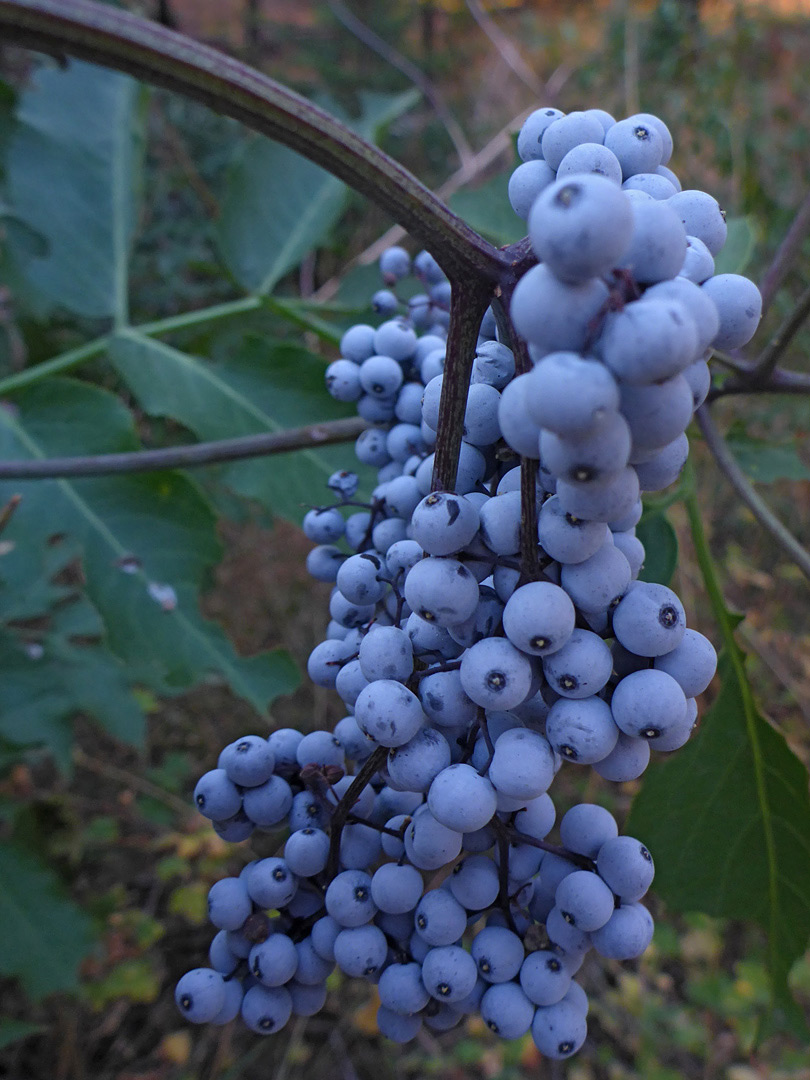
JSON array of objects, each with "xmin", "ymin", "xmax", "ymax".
[{"xmin": 0, "ymin": 0, "xmax": 809, "ymax": 1078}]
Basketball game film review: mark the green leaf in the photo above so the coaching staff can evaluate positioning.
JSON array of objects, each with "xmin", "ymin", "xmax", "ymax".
[
  {"xmin": 727, "ymin": 435, "xmax": 810, "ymax": 483},
  {"xmin": 353, "ymin": 89, "xmax": 420, "ymax": 135},
  {"xmin": 449, "ymin": 173, "xmax": 526, "ymax": 246},
  {"xmin": 0, "ymin": 1019, "xmax": 42, "ymax": 1051},
  {"xmin": 5, "ymin": 59, "xmax": 145, "ymax": 320},
  {"xmin": 627, "ymin": 654, "xmax": 810, "ymax": 1035},
  {"xmin": 630, "ymin": 476, "xmax": 810, "ymax": 1036},
  {"xmin": 713, "ymin": 215, "xmax": 758, "ymax": 276},
  {"xmin": 0, "ymin": 378, "xmax": 299, "ymax": 713},
  {"xmin": 216, "ymin": 90, "xmax": 417, "ymax": 295},
  {"xmin": 0, "ymin": 841, "xmax": 96, "ymax": 1000},
  {"xmin": 0, "ymin": 212, "xmax": 48, "ymax": 260},
  {"xmin": 0, "ymin": 534, "xmax": 83, "ymax": 624},
  {"xmin": 108, "ymin": 330, "xmax": 362, "ymax": 522},
  {"xmin": 216, "ymin": 138, "xmax": 347, "ymax": 295},
  {"xmin": 0, "ymin": 630, "xmax": 145, "ymax": 769},
  {"xmin": 636, "ymin": 512, "xmax": 678, "ymax": 585}
]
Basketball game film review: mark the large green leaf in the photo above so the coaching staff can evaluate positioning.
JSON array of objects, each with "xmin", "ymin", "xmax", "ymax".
[
  {"xmin": 0, "ymin": 841, "xmax": 96, "ymax": 1000},
  {"xmin": 636, "ymin": 511, "xmax": 678, "ymax": 586},
  {"xmin": 5, "ymin": 59, "xmax": 145, "ymax": 320},
  {"xmin": 728, "ymin": 435, "xmax": 810, "ymax": 483},
  {"xmin": 714, "ymin": 215, "xmax": 758, "ymax": 276},
  {"xmin": 449, "ymin": 173, "xmax": 525, "ymax": 246},
  {"xmin": 0, "ymin": 379, "xmax": 299, "ymax": 712},
  {"xmin": 0, "ymin": 626, "xmax": 145, "ymax": 770},
  {"xmin": 216, "ymin": 90, "xmax": 417, "ymax": 295},
  {"xmin": 627, "ymin": 654, "xmax": 810, "ymax": 1034},
  {"xmin": 108, "ymin": 330, "xmax": 361, "ymax": 522}
]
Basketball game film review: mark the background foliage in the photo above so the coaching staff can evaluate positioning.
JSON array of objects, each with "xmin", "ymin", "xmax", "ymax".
[{"xmin": 0, "ymin": 1, "xmax": 809, "ymax": 1077}]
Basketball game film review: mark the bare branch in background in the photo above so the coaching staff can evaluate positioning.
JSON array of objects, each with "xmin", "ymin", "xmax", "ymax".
[
  {"xmin": 751, "ymin": 281, "xmax": 810, "ymax": 383},
  {"xmin": 464, "ymin": 0, "xmax": 545, "ymax": 97},
  {"xmin": 709, "ymin": 348, "xmax": 810, "ymax": 400},
  {"xmin": 759, "ymin": 191, "xmax": 810, "ymax": 316},
  {"xmin": 326, "ymin": 0, "xmax": 473, "ymax": 169},
  {"xmin": 0, "ymin": 416, "xmax": 368, "ymax": 480},
  {"xmin": 696, "ymin": 404, "xmax": 810, "ymax": 581},
  {"xmin": 709, "ymin": 365, "xmax": 810, "ymax": 399}
]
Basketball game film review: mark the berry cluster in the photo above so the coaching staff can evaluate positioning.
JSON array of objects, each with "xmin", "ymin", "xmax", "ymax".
[{"xmin": 175, "ymin": 106, "xmax": 759, "ymax": 1058}]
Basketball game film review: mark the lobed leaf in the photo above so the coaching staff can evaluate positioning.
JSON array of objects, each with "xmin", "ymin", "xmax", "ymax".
[
  {"xmin": 727, "ymin": 435, "xmax": 810, "ymax": 484},
  {"xmin": 0, "ymin": 841, "xmax": 96, "ymax": 1000},
  {"xmin": 713, "ymin": 215, "xmax": 758, "ymax": 276},
  {"xmin": 0, "ymin": 378, "xmax": 299, "ymax": 713},
  {"xmin": 628, "ymin": 671, "xmax": 810, "ymax": 1034},
  {"xmin": 5, "ymin": 59, "xmax": 146, "ymax": 321},
  {"xmin": 109, "ymin": 330, "xmax": 362, "ymax": 522},
  {"xmin": 636, "ymin": 511, "xmax": 678, "ymax": 586},
  {"xmin": 449, "ymin": 174, "xmax": 525, "ymax": 246},
  {"xmin": 216, "ymin": 89, "xmax": 418, "ymax": 295}
]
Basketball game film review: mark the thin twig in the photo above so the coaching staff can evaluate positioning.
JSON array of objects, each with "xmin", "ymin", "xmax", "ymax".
[
  {"xmin": 710, "ymin": 350, "xmax": 754, "ymax": 375},
  {"xmin": 752, "ymin": 281, "xmax": 810, "ymax": 382},
  {"xmin": 0, "ymin": 416, "xmax": 368, "ymax": 479},
  {"xmin": 493, "ymin": 821, "xmax": 518, "ymax": 933},
  {"xmin": 326, "ymin": 0, "xmax": 472, "ymax": 168},
  {"xmin": 708, "ymin": 364, "xmax": 810, "ymax": 400},
  {"xmin": 328, "ymin": 1026, "xmax": 361, "ymax": 1080},
  {"xmin": 696, "ymin": 404, "xmax": 810, "ymax": 581},
  {"xmin": 738, "ymin": 623, "xmax": 810, "ymax": 724},
  {"xmin": 464, "ymin": 0, "xmax": 545, "ymax": 97},
  {"xmin": 154, "ymin": 95, "xmax": 220, "ymax": 218},
  {"xmin": 759, "ymin": 192, "xmax": 810, "ymax": 315},
  {"xmin": 500, "ymin": 821, "xmax": 596, "ymax": 871},
  {"xmin": 275, "ymin": 1016, "xmax": 310, "ymax": 1080},
  {"xmin": 73, "ymin": 747, "xmax": 192, "ymax": 817}
]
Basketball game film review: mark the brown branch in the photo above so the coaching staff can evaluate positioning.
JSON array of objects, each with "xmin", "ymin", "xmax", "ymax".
[
  {"xmin": 695, "ymin": 404, "xmax": 810, "ymax": 581},
  {"xmin": 708, "ymin": 361, "xmax": 810, "ymax": 400},
  {"xmin": 430, "ymin": 279, "xmax": 492, "ymax": 493},
  {"xmin": 759, "ymin": 192, "xmax": 810, "ymax": 316},
  {"xmin": 0, "ymin": 416, "xmax": 368, "ymax": 479},
  {"xmin": 0, "ymin": 0, "xmax": 506, "ymax": 283},
  {"xmin": 326, "ymin": 745, "xmax": 387, "ymax": 880},
  {"xmin": 311, "ymin": 105, "xmax": 538, "ymax": 304}
]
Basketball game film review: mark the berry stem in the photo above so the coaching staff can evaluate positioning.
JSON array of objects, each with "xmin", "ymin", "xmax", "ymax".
[
  {"xmin": 326, "ymin": 745, "xmax": 388, "ymax": 878},
  {"xmin": 430, "ymin": 279, "xmax": 493, "ymax": 493}
]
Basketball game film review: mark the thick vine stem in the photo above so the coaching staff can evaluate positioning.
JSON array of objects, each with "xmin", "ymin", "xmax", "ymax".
[
  {"xmin": 0, "ymin": 0, "xmax": 508, "ymax": 284},
  {"xmin": 430, "ymin": 279, "xmax": 493, "ymax": 492}
]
